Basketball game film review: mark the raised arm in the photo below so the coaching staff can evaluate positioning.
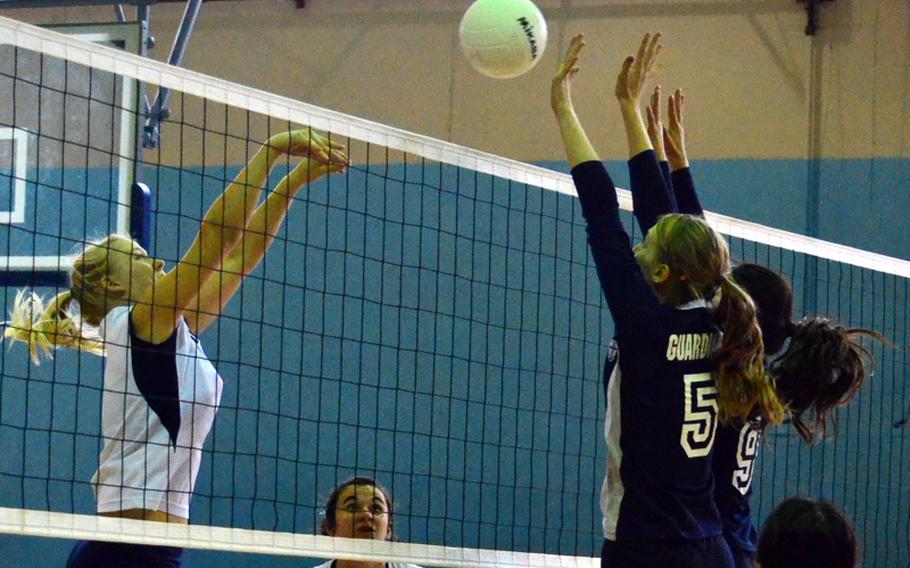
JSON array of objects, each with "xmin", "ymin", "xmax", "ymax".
[
  {"xmin": 615, "ymin": 33, "xmax": 661, "ymax": 158},
  {"xmin": 646, "ymin": 85, "xmax": 678, "ymax": 211},
  {"xmin": 187, "ymin": 153, "xmax": 347, "ymax": 334},
  {"xmin": 663, "ymin": 89, "xmax": 703, "ymax": 217},
  {"xmin": 133, "ymin": 128, "xmax": 338, "ymax": 343},
  {"xmin": 550, "ymin": 34, "xmax": 598, "ymax": 168},
  {"xmin": 647, "ymin": 85, "xmax": 668, "ymax": 164},
  {"xmin": 664, "ymin": 88, "xmax": 689, "ymax": 173},
  {"xmin": 551, "ymin": 34, "xmax": 662, "ymax": 328},
  {"xmin": 616, "ymin": 33, "xmax": 675, "ymax": 236}
]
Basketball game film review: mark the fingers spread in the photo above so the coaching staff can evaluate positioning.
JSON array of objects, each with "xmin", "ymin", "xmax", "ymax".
[
  {"xmin": 614, "ymin": 55, "xmax": 635, "ymax": 97},
  {"xmin": 622, "ymin": 55, "xmax": 635, "ymax": 72},
  {"xmin": 569, "ymin": 33, "xmax": 586, "ymax": 56},
  {"xmin": 662, "ymin": 126, "xmax": 676, "ymax": 152},
  {"xmin": 557, "ymin": 33, "xmax": 586, "ymax": 80},
  {"xmin": 650, "ymin": 85, "xmax": 661, "ymax": 117},
  {"xmin": 643, "ymin": 34, "xmax": 662, "ymax": 75},
  {"xmin": 667, "ymin": 89, "xmax": 684, "ymax": 125},
  {"xmin": 648, "ymin": 33, "xmax": 662, "ymax": 60},
  {"xmin": 676, "ymin": 89, "xmax": 686, "ymax": 120},
  {"xmin": 636, "ymin": 33, "xmax": 651, "ymax": 65}
]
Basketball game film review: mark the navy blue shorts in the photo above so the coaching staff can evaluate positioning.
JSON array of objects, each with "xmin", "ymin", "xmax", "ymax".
[
  {"xmin": 730, "ymin": 547, "xmax": 756, "ymax": 568},
  {"xmin": 602, "ymin": 536, "xmax": 734, "ymax": 568},
  {"xmin": 67, "ymin": 540, "xmax": 183, "ymax": 568}
]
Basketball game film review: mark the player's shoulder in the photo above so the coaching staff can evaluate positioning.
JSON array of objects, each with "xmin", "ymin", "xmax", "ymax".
[{"xmin": 99, "ymin": 305, "xmax": 130, "ymax": 339}]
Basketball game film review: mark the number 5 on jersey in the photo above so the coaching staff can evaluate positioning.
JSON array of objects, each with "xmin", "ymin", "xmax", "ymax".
[{"xmin": 681, "ymin": 373, "xmax": 718, "ymax": 458}]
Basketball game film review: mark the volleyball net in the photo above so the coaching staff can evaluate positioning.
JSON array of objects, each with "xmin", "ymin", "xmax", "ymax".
[{"xmin": 0, "ymin": 15, "xmax": 907, "ymax": 568}]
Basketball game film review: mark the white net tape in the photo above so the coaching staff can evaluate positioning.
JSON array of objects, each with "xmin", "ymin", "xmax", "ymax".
[{"xmin": 2, "ymin": 15, "xmax": 908, "ymax": 277}]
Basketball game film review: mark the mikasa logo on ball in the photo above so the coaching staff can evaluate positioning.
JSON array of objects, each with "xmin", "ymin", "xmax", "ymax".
[
  {"xmin": 459, "ymin": 0, "xmax": 548, "ymax": 79},
  {"xmin": 517, "ymin": 16, "xmax": 539, "ymax": 58}
]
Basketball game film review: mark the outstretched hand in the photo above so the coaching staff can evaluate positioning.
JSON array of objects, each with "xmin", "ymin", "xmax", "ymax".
[
  {"xmin": 267, "ymin": 129, "xmax": 349, "ymax": 165},
  {"xmin": 293, "ymin": 157, "xmax": 347, "ymax": 181},
  {"xmin": 614, "ymin": 32, "xmax": 662, "ymax": 106},
  {"xmin": 663, "ymin": 88, "xmax": 688, "ymax": 170},
  {"xmin": 646, "ymin": 85, "xmax": 666, "ymax": 161},
  {"xmin": 550, "ymin": 33, "xmax": 586, "ymax": 115}
]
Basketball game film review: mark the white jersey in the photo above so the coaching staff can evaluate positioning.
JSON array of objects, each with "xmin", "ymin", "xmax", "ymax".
[
  {"xmin": 93, "ymin": 306, "xmax": 223, "ymax": 519},
  {"xmin": 312, "ymin": 562, "xmax": 422, "ymax": 568}
]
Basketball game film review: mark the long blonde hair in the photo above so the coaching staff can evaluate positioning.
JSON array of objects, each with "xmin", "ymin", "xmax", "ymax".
[
  {"xmin": 651, "ymin": 215, "xmax": 786, "ymax": 425},
  {"xmin": 3, "ymin": 234, "xmax": 132, "ymax": 363}
]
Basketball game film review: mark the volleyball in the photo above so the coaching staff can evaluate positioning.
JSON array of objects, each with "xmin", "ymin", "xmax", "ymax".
[{"xmin": 458, "ymin": 0, "xmax": 548, "ymax": 79}]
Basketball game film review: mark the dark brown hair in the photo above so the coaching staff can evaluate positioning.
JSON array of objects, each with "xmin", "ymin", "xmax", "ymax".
[
  {"xmin": 732, "ymin": 263, "xmax": 881, "ymax": 443},
  {"xmin": 772, "ymin": 317, "xmax": 880, "ymax": 443},
  {"xmin": 730, "ymin": 263, "xmax": 793, "ymax": 355},
  {"xmin": 320, "ymin": 476, "xmax": 393, "ymax": 537},
  {"xmin": 757, "ymin": 497, "xmax": 857, "ymax": 568}
]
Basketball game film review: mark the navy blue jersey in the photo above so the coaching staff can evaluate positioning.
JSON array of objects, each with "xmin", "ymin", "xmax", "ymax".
[
  {"xmin": 627, "ymin": 151, "xmax": 757, "ymax": 556},
  {"xmin": 712, "ymin": 420, "xmax": 762, "ymax": 555},
  {"xmin": 669, "ymin": 166, "xmax": 703, "ymax": 217},
  {"xmin": 627, "ymin": 150, "xmax": 703, "ymax": 238},
  {"xmin": 659, "ymin": 160, "xmax": 675, "ymax": 210},
  {"xmin": 572, "ymin": 160, "xmax": 723, "ymax": 541},
  {"xmin": 602, "ymin": 535, "xmax": 734, "ymax": 568},
  {"xmin": 628, "ymin": 150, "xmax": 676, "ymax": 237},
  {"xmin": 67, "ymin": 541, "xmax": 183, "ymax": 568}
]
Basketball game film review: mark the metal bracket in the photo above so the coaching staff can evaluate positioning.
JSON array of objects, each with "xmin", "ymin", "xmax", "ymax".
[
  {"xmin": 798, "ymin": 0, "xmax": 835, "ymax": 36},
  {"xmin": 142, "ymin": 0, "xmax": 203, "ymax": 148},
  {"xmin": 3, "ymin": 0, "xmax": 307, "ymax": 148}
]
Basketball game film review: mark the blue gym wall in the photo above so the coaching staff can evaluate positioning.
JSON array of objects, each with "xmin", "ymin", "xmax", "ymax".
[
  {"xmin": 1, "ymin": 155, "xmax": 909, "ymax": 567},
  {"xmin": 2, "ymin": 0, "xmax": 909, "ymax": 565}
]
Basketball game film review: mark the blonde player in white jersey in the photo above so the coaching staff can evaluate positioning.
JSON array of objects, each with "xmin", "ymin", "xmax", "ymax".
[
  {"xmin": 314, "ymin": 477, "xmax": 422, "ymax": 568},
  {"xmin": 4, "ymin": 128, "xmax": 347, "ymax": 567}
]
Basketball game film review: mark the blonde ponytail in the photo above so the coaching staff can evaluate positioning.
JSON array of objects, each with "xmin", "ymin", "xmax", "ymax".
[
  {"xmin": 713, "ymin": 274, "xmax": 786, "ymax": 425},
  {"xmin": 3, "ymin": 289, "xmax": 104, "ymax": 364},
  {"xmin": 649, "ymin": 215, "xmax": 786, "ymax": 425},
  {"xmin": 3, "ymin": 235, "xmax": 141, "ymax": 363}
]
